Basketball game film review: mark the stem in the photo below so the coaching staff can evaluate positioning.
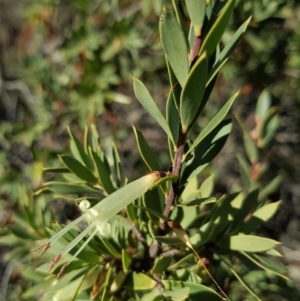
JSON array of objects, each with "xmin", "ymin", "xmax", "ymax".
[
  {"xmin": 189, "ymin": 34, "xmax": 202, "ymax": 66},
  {"xmin": 163, "ymin": 27, "xmax": 203, "ymax": 220},
  {"xmin": 163, "ymin": 131, "xmax": 186, "ymax": 219}
]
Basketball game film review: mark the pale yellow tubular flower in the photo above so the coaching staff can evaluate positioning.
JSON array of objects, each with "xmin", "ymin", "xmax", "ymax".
[{"xmin": 39, "ymin": 172, "xmax": 163, "ymax": 272}]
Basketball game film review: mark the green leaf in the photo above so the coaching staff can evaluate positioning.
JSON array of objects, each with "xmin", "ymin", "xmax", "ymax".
[
  {"xmin": 185, "ymin": 0, "xmax": 206, "ymax": 35},
  {"xmin": 176, "ymin": 197, "xmax": 216, "ymax": 207},
  {"xmin": 240, "ymin": 252, "xmax": 288, "ymax": 280},
  {"xmin": 259, "ymin": 174, "xmax": 284, "ymax": 201},
  {"xmin": 185, "ymin": 91, "xmax": 238, "ymax": 157},
  {"xmin": 133, "ymin": 126, "xmax": 161, "ymax": 171},
  {"xmin": 168, "ymin": 254, "xmax": 195, "ymax": 270},
  {"xmin": 218, "ymin": 235, "xmax": 280, "ymax": 252},
  {"xmin": 155, "ymin": 236, "xmax": 182, "ymax": 245},
  {"xmin": 180, "ymin": 52, "xmax": 208, "ymax": 132},
  {"xmin": 166, "ymin": 58, "xmax": 182, "ymax": 109},
  {"xmin": 43, "ymin": 182, "xmax": 101, "ymax": 194},
  {"xmin": 123, "ymin": 272, "xmax": 157, "ymax": 290},
  {"xmin": 163, "ymin": 280, "xmax": 223, "ymax": 300},
  {"xmin": 59, "ymin": 155, "xmax": 98, "ymax": 184},
  {"xmin": 164, "ymin": 287, "xmax": 190, "ymax": 301},
  {"xmin": 188, "ymin": 73, "xmax": 218, "ymax": 130},
  {"xmin": 138, "ymin": 206, "xmax": 166, "ymax": 221},
  {"xmin": 200, "ymin": 0, "xmax": 236, "ymax": 57},
  {"xmin": 112, "ymin": 143, "xmax": 122, "ymax": 186},
  {"xmin": 229, "ymin": 267, "xmax": 263, "ymax": 301},
  {"xmin": 240, "ymin": 201, "xmax": 281, "ymax": 234},
  {"xmin": 192, "ymin": 192, "xmax": 241, "ymax": 246},
  {"xmin": 166, "ymin": 90, "xmax": 180, "ymax": 145},
  {"xmin": 143, "ymin": 189, "xmax": 164, "ymax": 222},
  {"xmin": 133, "ymin": 76, "xmax": 174, "ymax": 142},
  {"xmin": 122, "ymin": 249, "xmax": 132, "ymax": 273},
  {"xmin": 228, "ymin": 188, "xmax": 259, "ymax": 234},
  {"xmin": 90, "ymin": 149, "xmax": 115, "ymax": 194},
  {"xmin": 160, "ymin": 5, "xmax": 189, "ymax": 87},
  {"xmin": 256, "ymin": 89, "xmax": 271, "ymax": 120},
  {"xmin": 43, "ymin": 167, "xmax": 70, "ymax": 173},
  {"xmin": 152, "ymin": 256, "xmax": 173, "ymax": 273},
  {"xmin": 217, "ymin": 16, "xmax": 252, "ymax": 65},
  {"xmin": 90, "ymin": 124, "xmax": 101, "ymax": 154},
  {"xmin": 199, "ymin": 173, "xmax": 214, "ymax": 197},
  {"xmin": 182, "ymin": 119, "xmax": 232, "ymax": 181},
  {"xmin": 100, "ymin": 237, "xmax": 121, "ymax": 257},
  {"xmin": 126, "ymin": 202, "xmax": 137, "ymax": 224},
  {"xmin": 243, "ymin": 130, "xmax": 258, "ymax": 164},
  {"xmin": 260, "ymin": 114, "xmax": 280, "ymax": 148},
  {"xmin": 237, "ymin": 154, "xmax": 251, "ymax": 191},
  {"xmin": 68, "ymin": 127, "xmax": 93, "ymax": 169}
]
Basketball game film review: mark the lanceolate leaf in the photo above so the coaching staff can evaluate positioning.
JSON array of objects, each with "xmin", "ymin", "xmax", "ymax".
[
  {"xmin": 218, "ymin": 235, "xmax": 280, "ymax": 252},
  {"xmin": 133, "ymin": 126, "xmax": 161, "ymax": 171},
  {"xmin": 160, "ymin": 5, "xmax": 189, "ymax": 87},
  {"xmin": 237, "ymin": 154, "xmax": 251, "ymax": 191},
  {"xmin": 123, "ymin": 272, "xmax": 157, "ymax": 290},
  {"xmin": 133, "ymin": 76, "xmax": 174, "ymax": 143},
  {"xmin": 166, "ymin": 91, "xmax": 180, "ymax": 145},
  {"xmin": 229, "ymin": 188, "xmax": 259, "ymax": 234},
  {"xmin": 68, "ymin": 127, "xmax": 93, "ymax": 170},
  {"xmin": 180, "ymin": 52, "xmax": 208, "ymax": 133},
  {"xmin": 185, "ymin": 91, "xmax": 238, "ymax": 158},
  {"xmin": 259, "ymin": 174, "xmax": 284, "ymax": 201},
  {"xmin": 217, "ymin": 16, "xmax": 252, "ymax": 63},
  {"xmin": 163, "ymin": 280, "xmax": 223, "ymax": 301},
  {"xmin": 229, "ymin": 268, "xmax": 263, "ymax": 301},
  {"xmin": 185, "ymin": 0, "xmax": 206, "ymax": 36},
  {"xmin": 90, "ymin": 149, "xmax": 116, "ymax": 194},
  {"xmin": 182, "ymin": 119, "xmax": 232, "ymax": 181},
  {"xmin": 200, "ymin": 0, "xmax": 236, "ymax": 57},
  {"xmin": 240, "ymin": 201, "xmax": 281, "ymax": 234},
  {"xmin": 43, "ymin": 182, "xmax": 101, "ymax": 194},
  {"xmin": 59, "ymin": 155, "xmax": 98, "ymax": 184}
]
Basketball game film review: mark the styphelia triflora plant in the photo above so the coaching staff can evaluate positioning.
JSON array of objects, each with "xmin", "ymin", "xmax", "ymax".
[{"xmin": 27, "ymin": 1, "xmax": 288, "ymax": 300}]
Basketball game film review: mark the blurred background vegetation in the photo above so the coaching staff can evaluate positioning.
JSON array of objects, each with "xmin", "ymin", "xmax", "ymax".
[{"xmin": 1, "ymin": 0, "xmax": 300, "ymax": 300}]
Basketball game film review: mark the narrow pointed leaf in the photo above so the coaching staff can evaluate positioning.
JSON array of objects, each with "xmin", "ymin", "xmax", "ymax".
[
  {"xmin": 43, "ymin": 182, "xmax": 101, "ymax": 194},
  {"xmin": 90, "ymin": 149, "xmax": 115, "ymax": 194},
  {"xmin": 259, "ymin": 174, "xmax": 284, "ymax": 201},
  {"xmin": 218, "ymin": 235, "xmax": 280, "ymax": 252},
  {"xmin": 133, "ymin": 126, "xmax": 161, "ymax": 171},
  {"xmin": 230, "ymin": 268, "xmax": 263, "ymax": 301},
  {"xmin": 243, "ymin": 131, "xmax": 258, "ymax": 164},
  {"xmin": 256, "ymin": 89, "xmax": 271, "ymax": 120},
  {"xmin": 166, "ymin": 91, "xmax": 180, "ymax": 145},
  {"xmin": 122, "ymin": 249, "xmax": 132, "ymax": 273},
  {"xmin": 163, "ymin": 280, "xmax": 223, "ymax": 300},
  {"xmin": 180, "ymin": 52, "xmax": 208, "ymax": 132},
  {"xmin": 185, "ymin": 91, "xmax": 238, "ymax": 157},
  {"xmin": 182, "ymin": 119, "xmax": 232, "ymax": 181},
  {"xmin": 240, "ymin": 201, "xmax": 281, "ymax": 234},
  {"xmin": 68, "ymin": 127, "xmax": 93, "ymax": 169},
  {"xmin": 160, "ymin": 5, "xmax": 189, "ymax": 87},
  {"xmin": 237, "ymin": 154, "xmax": 251, "ymax": 191},
  {"xmin": 229, "ymin": 188, "xmax": 259, "ymax": 233},
  {"xmin": 133, "ymin": 76, "xmax": 174, "ymax": 142},
  {"xmin": 112, "ymin": 143, "xmax": 122, "ymax": 185},
  {"xmin": 59, "ymin": 155, "xmax": 98, "ymax": 184},
  {"xmin": 217, "ymin": 16, "xmax": 252, "ymax": 63},
  {"xmin": 152, "ymin": 256, "xmax": 173, "ymax": 274},
  {"xmin": 123, "ymin": 272, "xmax": 157, "ymax": 290},
  {"xmin": 200, "ymin": 0, "xmax": 236, "ymax": 57},
  {"xmin": 185, "ymin": 0, "xmax": 206, "ymax": 35}
]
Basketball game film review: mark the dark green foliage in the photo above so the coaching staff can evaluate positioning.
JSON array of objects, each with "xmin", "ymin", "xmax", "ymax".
[{"xmin": 1, "ymin": 1, "xmax": 299, "ymax": 301}]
